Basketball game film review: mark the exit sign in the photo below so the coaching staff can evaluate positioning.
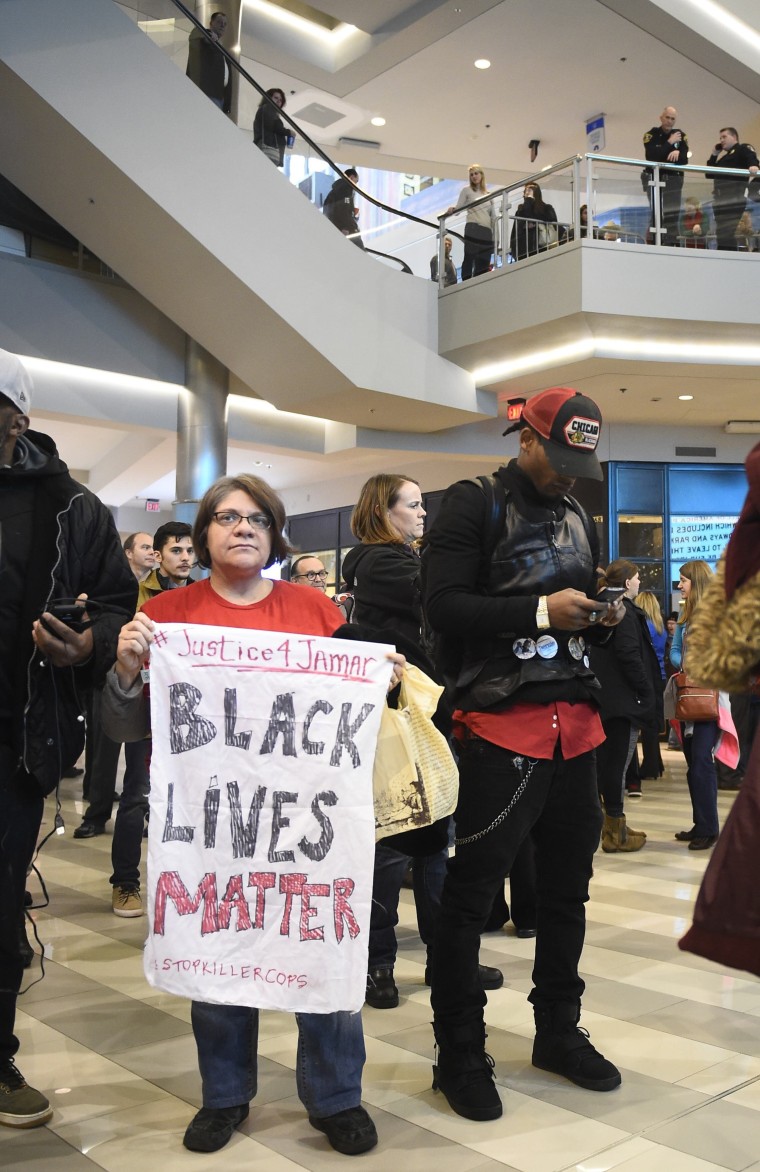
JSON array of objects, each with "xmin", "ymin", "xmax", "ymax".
[
  {"xmin": 145, "ymin": 499, "xmax": 160, "ymax": 512},
  {"xmin": 506, "ymin": 400, "xmax": 525, "ymax": 422}
]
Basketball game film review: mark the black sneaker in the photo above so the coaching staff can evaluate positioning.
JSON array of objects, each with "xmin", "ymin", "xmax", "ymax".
[
  {"xmin": 533, "ymin": 1026, "xmax": 621, "ymax": 1091},
  {"xmin": 182, "ymin": 1104, "xmax": 249, "ymax": 1152},
  {"xmin": 432, "ymin": 1038, "xmax": 502, "ymax": 1120},
  {"xmin": 73, "ymin": 821, "xmax": 106, "ymax": 840},
  {"xmin": 309, "ymin": 1105, "xmax": 378, "ymax": 1154},
  {"xmin": 0, "ymin": 1060, "xmax": 53, "ymax": 1128}
]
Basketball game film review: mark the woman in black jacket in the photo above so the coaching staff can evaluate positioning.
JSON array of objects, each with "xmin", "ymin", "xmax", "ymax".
[
  {"xmin": 510, "ymin": 181, "xmax": 559, "ymax": 260},
  {"xmin": 253, "ymin": 87, "xmax": 289, "ymax": 167},
  {"xmin": 342, "ymin": 474, "xmax": 502, "ymax": 1009},
  {"xmin": 590, "ymin": 560, "xmax": 658, "ymax": 852}
]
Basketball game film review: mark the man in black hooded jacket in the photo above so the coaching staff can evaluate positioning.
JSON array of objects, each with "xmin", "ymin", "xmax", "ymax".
[{"xmin": 0, "ymin": 349, "xmax": 136, "ymax": 1129}]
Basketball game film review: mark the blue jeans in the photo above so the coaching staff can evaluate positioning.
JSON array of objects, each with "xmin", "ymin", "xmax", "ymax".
[
  {"xmin": 110, "ymin": 740, "xmax": 150, "ymax": 888},
  {"xmin": 0, "ymin": 749, "xmax": 44, "ymax": 1065},
  {"xmin": 369, "ymin": 839, "xmax": 448, "ymax": 968},
  {"xmin": 431, "ymin": 737, "xmax": 602, "ymax": 1030},
  {"xmin": 682, "ymin": 720, "xmax": 719, "ymax": 836},
  {"xmin": 191, "ymin": 1001, "xmax": 365, "ymax": 1117}
]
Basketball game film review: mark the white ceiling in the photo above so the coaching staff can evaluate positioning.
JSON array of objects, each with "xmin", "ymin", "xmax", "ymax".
[{"xmin": 26, "ymin": 0, "xmax": 760, "ymax": 516}]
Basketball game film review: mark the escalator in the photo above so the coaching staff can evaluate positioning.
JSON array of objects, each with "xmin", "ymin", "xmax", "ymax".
[{"xmin": 0, "ymin": 0, "xmax": 487, "ymax": 431}]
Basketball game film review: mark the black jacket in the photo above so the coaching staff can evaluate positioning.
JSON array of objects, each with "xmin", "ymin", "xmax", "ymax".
[
  {"xmin": 707, "ymin": 142, "xmax": 760, "ymax": 197},
  {"xmin": 186, "ymin": 26, "xmax": 231, "ymax": 112},
  {"xmin": 323, "ymin": 178, "xmax": 359, "ymax": 233},
  {"xmin": 0, "ymin": 430, "xmax": 137, "ymax": 794},
  {"xmin": 254, "ymin": 102, "xmax": 288, "ymax": 165},
  {"xmin": 341, "ymin": 542, "xmax": 422, "ymax": 650},
  {"xmin": 644, "ymin": 124, "xmax": 689, "ymax": 185},
  {"xmin": 589, "ymin": 597, "xmax": 658, "ymax": 726},
  {"xmin": 510, "ymin": 198, "xmax": 558, "ymax": 260},
  {"xmin": 423, "ymin": 461, "xmax": 607, "ymax": 711}
]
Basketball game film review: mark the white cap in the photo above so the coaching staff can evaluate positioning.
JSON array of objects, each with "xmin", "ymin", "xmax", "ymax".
[{"xmin": 0, "ymin": 349, "xmax": 33, "ymax": 413}]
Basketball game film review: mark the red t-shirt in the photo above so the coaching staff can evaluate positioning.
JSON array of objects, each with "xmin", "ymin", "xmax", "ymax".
[{"xmin": 141, "ymin": 577, "xmax": 342, "ymax": 637}]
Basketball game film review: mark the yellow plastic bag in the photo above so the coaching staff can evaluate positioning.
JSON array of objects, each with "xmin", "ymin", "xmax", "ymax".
[{"xmin": 372, "ymin": 664, "xmax": 459, "ymax": 840}]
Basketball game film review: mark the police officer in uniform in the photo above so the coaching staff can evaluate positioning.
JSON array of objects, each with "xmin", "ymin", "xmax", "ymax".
[
  {"xmin": 706, "ymin": 127, "xmax": 759, "ymax": 251},
  {"xmin": 643, "ymin": 106, "xmax": 689, "ymax": 246}
]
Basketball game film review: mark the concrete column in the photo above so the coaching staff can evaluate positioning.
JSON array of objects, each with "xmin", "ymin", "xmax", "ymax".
[
  {"xmin": 175, "ymin": 337, "xmax": 228, "ymax": 526},
  {"xmin": 191, "ymin": 0, "xmax": 242, "ymax": 124}
]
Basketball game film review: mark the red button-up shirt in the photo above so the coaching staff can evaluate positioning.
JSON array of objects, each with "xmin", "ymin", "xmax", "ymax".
[{"xmin": 454, "ymin": 701, "xmax": 604, "ymax": 760}]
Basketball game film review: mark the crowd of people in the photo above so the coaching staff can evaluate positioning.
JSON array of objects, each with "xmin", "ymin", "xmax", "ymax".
[
  {"xmin": 3, "ymin": 345, "xmax": 757, "ymax": 1154},
  {"xmin": 5, "ymin": 10, "xmax": 759, "ymax": 1151}
]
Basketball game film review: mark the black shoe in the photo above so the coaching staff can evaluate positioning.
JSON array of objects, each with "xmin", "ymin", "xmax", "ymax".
[
  {"xmin": 533, "ymin": 1004, "xmax": 621, "ymax": 1092},
  {"xmin": 0, "ymin": 1059, "xmax": 52, "ymax": 1128},
  {"xmin": 309, "ymin": 1105, "xmax": 377, "ymax": 1155},
  {"xmin": 432, "ymin": 1028, "xmax": 502, "ymax": 1121},
  {"xmin": 182, "ymin": 1104, "xmax": 249, "ymax": 1152},
  {"xmin": 62, "ymin": 766, "xmax": 84, "ymax": 779},
  {"xmin": 688, "ymin": 835, "xmax": 718, "ymax": 851},
  {"xmin": 515, "ymin": 927, "xmax": 537, "ymax": 939},
  {"xmin": 425, "ymin": 964, "xmax": 504, "ymax": 990},
  {"xmin": 365, "ymin": 966, "xmax": 398, "ymax": 1009},
  {"xmin": 675, "ymin": 828, "xmax": 698, "ymax": 842},
  {"xmin": 72, "ymin": 822, "xmax": 105, "ymax": 840}
]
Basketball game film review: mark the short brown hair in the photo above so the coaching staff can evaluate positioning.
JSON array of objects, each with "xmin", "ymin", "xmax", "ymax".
[
  {"xmin": 192, "ymin": 474, "xmax": 294, "ymax": 570},
  {"xmin": 350, "ymin": 474, "xmax": 420, "ymax": 545}
]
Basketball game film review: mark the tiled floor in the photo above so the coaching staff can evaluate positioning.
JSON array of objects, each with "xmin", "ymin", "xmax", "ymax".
[{"xmin": 4, "ymin": 749, "xmax": 758, "ymax": 1171}]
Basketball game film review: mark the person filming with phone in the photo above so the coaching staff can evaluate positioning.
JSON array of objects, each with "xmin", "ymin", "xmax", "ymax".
[{"xmin": 0, "ymin": 348, "xmax": 136, "ymax": 1130}]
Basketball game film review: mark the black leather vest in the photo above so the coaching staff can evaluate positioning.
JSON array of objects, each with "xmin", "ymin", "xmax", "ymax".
[{"xmin": 457, "ymin": 495, "xmax": 600, "ymax": 711}]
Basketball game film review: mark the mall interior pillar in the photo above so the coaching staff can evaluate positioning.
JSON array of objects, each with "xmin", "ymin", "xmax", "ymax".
[{"xmin": 175, "ymin": 338, "xmax": 229, "ymax": 526}]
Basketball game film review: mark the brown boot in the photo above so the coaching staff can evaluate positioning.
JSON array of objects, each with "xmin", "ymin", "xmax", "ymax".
[{"xmin": 601, "ymin": 814, "xmax": 646, "ymax": 853}]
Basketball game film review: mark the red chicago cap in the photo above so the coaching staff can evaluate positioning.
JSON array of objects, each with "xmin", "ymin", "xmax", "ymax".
[{"xmin": 521, "ymin": 387, "xmax": 603, "ymax": 481}]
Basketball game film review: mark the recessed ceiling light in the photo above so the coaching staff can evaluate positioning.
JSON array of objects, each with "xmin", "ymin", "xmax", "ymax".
[
  {"xmin": 679, "ymin": 394, "xmax": 694, "ymax": 400},
  {"xmin": 474, "ymin": 58, "xmax": 491, "ymax": 69},
  {"xmin": 370, "ymin": 116, "xmax": 386, "ymax": 127}
]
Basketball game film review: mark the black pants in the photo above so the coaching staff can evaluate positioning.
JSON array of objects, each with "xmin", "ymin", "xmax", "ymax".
[
  {"xmin": 461, "ymin": 224, "xmax": 493, "ymax": 280},
  {"xmin": 649, "ymin": 179, "xmax": 682, "ymax": 246},
  {"xmin": 0, "ymin": 747, "xmax": 44, "ymax": 1065},
  {"xmin": 110, "ymin": 740, "xmax": 150, "ymax": 889},
  {"xmin": 597, "ymin": 717, "xmax": 637, "ymax": 816},
  {"xmin": 81, "ymin": 687, "xmax": 120, "ymax": 827},
  {"xmin": 430, "ymin": 737, "xmax": 602, "ymax": 1030},
  {"xmin": 713, "ymin": 197, "xmax": 745, "ymax": 251}
]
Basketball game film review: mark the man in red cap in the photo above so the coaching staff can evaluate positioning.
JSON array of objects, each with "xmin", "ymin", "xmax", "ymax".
[{"xmin": 423, "ymin": 387, "xmax": 623, "ymax": 1121}]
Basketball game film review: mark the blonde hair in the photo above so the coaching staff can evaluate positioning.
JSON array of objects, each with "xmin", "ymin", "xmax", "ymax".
[
  {"xmin": 678, "ymin": 560, "xmax": 714, "ymax": 625},
  {"xmin": 468, "ymin": 164, "xmax": 487, "ymax": 193},
  {"xmin": 635, "ymin": 590, "xmax": 664, "ymax": 635}
]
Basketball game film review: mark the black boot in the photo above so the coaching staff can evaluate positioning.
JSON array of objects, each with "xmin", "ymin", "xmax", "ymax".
[
  {"xmin": 432, "ymin": 1021, "xmax": 502, "ymax": 1120},
  {"xmin": 532, "ymin": 1002, "xmax": 621, "ymax": 1092},
  {"xmin": 365, "ymin": 966, "xmax": 399, "ymax": 1009}
]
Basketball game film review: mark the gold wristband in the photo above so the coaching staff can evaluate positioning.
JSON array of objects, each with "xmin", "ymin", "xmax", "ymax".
[{"xmin": 536, "ymin": 596, "xmax": 551, "ymax": 630}]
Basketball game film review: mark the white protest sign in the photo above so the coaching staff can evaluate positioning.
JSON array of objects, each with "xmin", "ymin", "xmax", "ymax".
[{"xmin": 144, "ymin": 623, "xmax": 392, "ymax": 1013}]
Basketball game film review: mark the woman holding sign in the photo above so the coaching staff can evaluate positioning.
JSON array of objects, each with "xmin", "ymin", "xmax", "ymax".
[{"xmin": 105, "ymin": 475, "xmax": 402, "ymax": 1157}]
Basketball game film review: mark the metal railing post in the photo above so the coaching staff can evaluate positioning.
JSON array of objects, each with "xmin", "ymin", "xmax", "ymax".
[
  {"xmin": 651, "ymin": 163, "xmax": 663, "ymax": 246},
  {"xmin": 572, "ymin": 156, "xmax": 582, "ymax": 240}
]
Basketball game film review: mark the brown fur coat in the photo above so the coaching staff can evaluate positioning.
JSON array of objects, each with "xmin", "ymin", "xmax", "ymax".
[{"xmin": 687, "ymin": 559, "xmax": 760, "ymax": 692}]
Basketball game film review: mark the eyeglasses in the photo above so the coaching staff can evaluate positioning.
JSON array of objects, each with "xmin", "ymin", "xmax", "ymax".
[
  {"xmin": 212, "ymin": 511, "xmax": 272, "ymax": 530},
  {"xmin": 293, "ymin": 570, "xmax": 328, "ymax": 582}
]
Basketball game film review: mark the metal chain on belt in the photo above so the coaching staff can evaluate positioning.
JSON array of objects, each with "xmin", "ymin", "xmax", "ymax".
[{"xmin": 454, "ymin": 757, "xmax": 538, "ymax": 846}]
